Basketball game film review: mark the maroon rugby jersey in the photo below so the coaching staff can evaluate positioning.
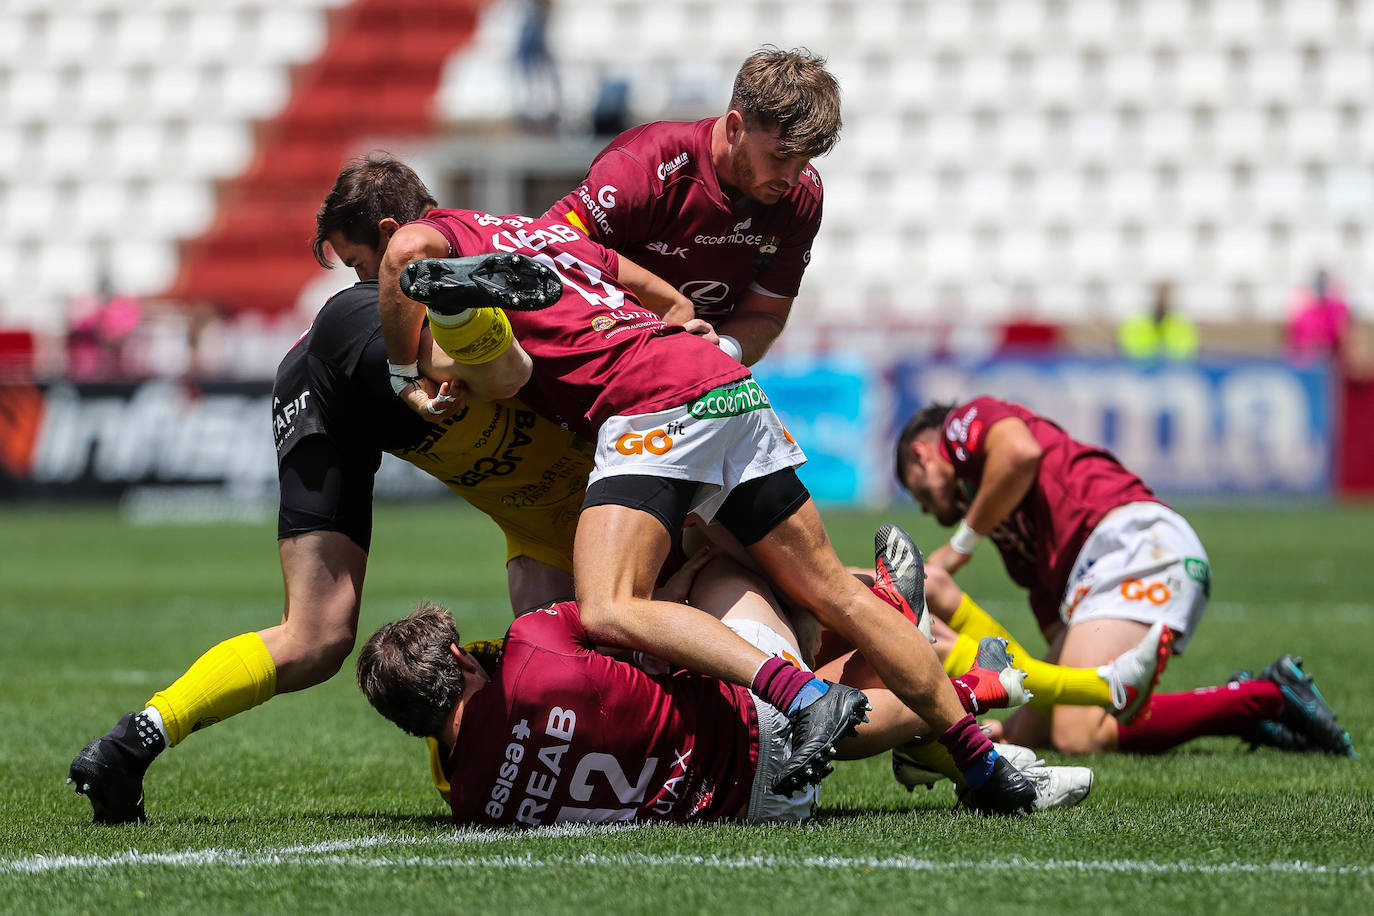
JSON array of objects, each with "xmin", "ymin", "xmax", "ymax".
[
  {"xmin": 940, "ymin": 397, "xmax": 1163, "ymax": 633},
  {"xmin": 448, "ymin": 601, "xmax": 758, "ymax": 827},
  {"xmin": 544, "ymin": 118, "xmax": 823, "ymax": 324},
  {"xmin": 417, "ymin": 208, "xmax": 750, "ymax": 440}
]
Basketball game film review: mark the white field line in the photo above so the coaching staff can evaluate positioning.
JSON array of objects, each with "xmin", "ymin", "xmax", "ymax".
[{"xmin": 4, "ymin": 829, "xmax": 1372, "ymax": 877}]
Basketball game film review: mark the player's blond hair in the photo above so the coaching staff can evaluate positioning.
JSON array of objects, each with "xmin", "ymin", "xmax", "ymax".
[
  {"xmin": 356, "ymin": 601, "xmax": 465, "ymax": 738},
  {"xmin": 729, "ymin": 46, "xmax": 842, "ymax": 158}
]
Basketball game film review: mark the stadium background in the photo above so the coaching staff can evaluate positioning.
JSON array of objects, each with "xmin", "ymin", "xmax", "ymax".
[{"xmin": 1, "ymin": 0, "xmax": 1372, "ymax": 511}]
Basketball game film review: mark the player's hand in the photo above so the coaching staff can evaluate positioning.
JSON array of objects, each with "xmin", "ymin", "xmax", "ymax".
[
  {"xmin": 653, "ymin": 546, "xmax": 714, "ymax": 604},
  {"xmin": 681, "ymin": 318, "xmax": 720, "ymax": 345},
  {"xmin": 928, "ymin": 543, "xmax": 971, "ymax": 574},
  {"xmin": 399, "ymin": 377, "xmax": 467, "ymax": 423}
]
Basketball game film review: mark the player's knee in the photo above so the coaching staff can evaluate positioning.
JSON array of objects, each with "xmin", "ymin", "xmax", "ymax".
[
  {"xmin": 283, "ymin": 626, "xmax": 357, "ymax": 687},
  {"xmin": 1051, "ymin": 709, "xmax": 1115, "ymax": 755},
  {"xmin": 922, "ymin": 566, "xmax": 960, "ymax": 618}
]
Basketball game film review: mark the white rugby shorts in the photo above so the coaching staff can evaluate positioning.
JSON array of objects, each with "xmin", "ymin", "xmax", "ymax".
[
  {"xmin": 1059, "ymin": 501, "xmax": 1211, "ymax": 653},
  {"xmin": 726, "ymin": 619, "xmax": 819, "ymax": 824},
  {"xmin": 589, "ymin": 378, "xmax": 807, "ymax": 524}
]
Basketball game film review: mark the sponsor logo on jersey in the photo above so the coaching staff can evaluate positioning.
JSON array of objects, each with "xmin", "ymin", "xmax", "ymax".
[
  {"xmin": 597, "ymin": 185, "xmax": 617, "ymax": 208},
  {"xmin": 733, "ymin": 218, "xmax": 752, "ymax": 233},
  {"xmin": 689, "ymin": 378, "xmax": 772, "ymax": 419},
  {"xmin": 272, "ymin": 390, "xmax": 311, "ymax": 450},
  {"xmin": 694, "ymin": 229, "xmax": 765, "ymax": 246},
  {"xmin": 656, "ymin": 152, "xmax": 689, "ymax": 180},
  {"xmin": 1121, "ymin": 579, "xmax": 1172, "ymax": 605},
  {"xmin": 645, "ymin": 241, "xmax": 688, "ymax": 258},
  {"xmin": 946, "ymin": 407, "xmax": 980, "ymax": 461},
  {"xmin": 752, "ymin": 235, "xmax": 781, "ymax": 273},
  {"xmin": 574, "ymin": 184, "xmax": 615, "ymax": 236},
  {"xmin": 1184, "ymin": 557, "xmax": 1212, "ymax": 598},
  {"xmin": 804, "ymin": 165, "xmax": 821, "ymax": 188},
  {"xmin": 679, "ymin": 280, "xmax": 731, "ymax": 305},
  {"xmin": 615, "ymin": 429, "xmax": 674, "ymax": 455},
  {"xmin": 590, "ymin": 309, "xmax": 664, "ymax": 340}
]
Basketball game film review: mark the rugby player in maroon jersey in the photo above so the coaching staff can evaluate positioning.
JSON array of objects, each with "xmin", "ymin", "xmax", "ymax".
[
  {"xmin": 376, "ymin": 191, "xmax": 1037, "ymax": 811},
  {"xmin": 545, "ymin": 47, "xmax": 836, "ymax": 367},
  {"xmin": 895, "ymin": 397, "xmax": 1356, "ymax": 759},
  {"xmin": 357, "ymin": 548, "xmax": 1091, "ymax": 826}
]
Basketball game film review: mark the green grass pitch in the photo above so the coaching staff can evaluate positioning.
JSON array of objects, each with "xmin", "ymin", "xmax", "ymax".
[{"xmin": 1, "ymin": 501, "xmax": 1371, "ymax": 914}]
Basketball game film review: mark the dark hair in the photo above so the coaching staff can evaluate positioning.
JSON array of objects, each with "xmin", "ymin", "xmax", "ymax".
[
  {"xmin": 729, "ymin": 47, "xmax": 842, "ymax": 158},
  {"xmin": 893, "ymin": 402, "xmax": 954, "ymax": 484},
  {"xmin": 312, "ymin": 152, "xmax": 438, "ymax": 268},
  {"xmin": 355, "ymin": 602, "xmax": 465, "ymax": 738}
]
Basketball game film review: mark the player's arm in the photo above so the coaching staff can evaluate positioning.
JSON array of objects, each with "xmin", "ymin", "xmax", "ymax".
[
  {"xmin": 711, "ymin": 288, "xmax": 794, "ymax": 365},
  {"xmin": 615, "ymin": 255, "xmax": 694, "ymax": 323},
  {"xmin": 380, "ymin": 222, "xmax": 532, "ymax": 414},
  {"xmin": 929, "ymin": 417, "xmax": 1042, "ymax": 574},
  {"xmin": 421, "ymin": 326, "xmax": 532, "ymax": 404}
]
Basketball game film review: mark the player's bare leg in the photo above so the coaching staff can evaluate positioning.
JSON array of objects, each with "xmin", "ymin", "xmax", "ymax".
[
  {"xmin": 574, "ymin": 503, "xmax": 869, "ymax": 793},
  {"xmin": 746, "ymin": 498, "xmax": 1034, "ymax": 814},
  {"xmin": 505, "ymin": 555, "xmax": 574, "ymax": 617},
  {"xmin": 1049, "ymin": 617, "xmax": 1155, "ymax": 754},
  {"xmin": 747, "ymin": 500, "xmax": 965, "ymax": 731}
]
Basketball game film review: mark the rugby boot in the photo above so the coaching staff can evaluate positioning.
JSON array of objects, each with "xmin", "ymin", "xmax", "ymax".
[
  {"xmin": 950, "ymin": 636, "xmax": 1032, "ymax": 712},
  {"xmin": 68, "ymin": 712, "xmax": 165, "ymax": 825},
  {"xmin": 1098, "ymin": 621, "xmax": 1172, "ymax": 724},
  {"xmin": 1261, "ymin": 655, "xmax": 1357, "ymax": 757},
  {"xmin": 1021, "ymin": 761, "xmax": 1095, "ymax": 810},
  {"xmin": 893, "ymin": 740, "xmax": 1037, "ymax": 791},
  {"xmin": 772, "ymin": 682, "xmax": 871, "ymax": 796},
  {"xmin": 874, "ymin": 522, "xmax": 932, "ymax": 641},
  {"xmin": 401, "ymin": 254, "xmax": 563, "ymax": 315},
  {"xmin": 1227, "ymin": 670, "xmax": 1313, "ymax": 752},
  {"xmin": 957, "ymin": 751, "xmax": 1037, "ymax": 816}
]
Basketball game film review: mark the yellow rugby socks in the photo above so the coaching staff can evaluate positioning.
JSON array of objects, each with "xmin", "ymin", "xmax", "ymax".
[
  {"xmin": 943, "ymin": 594, "xmax": 1112, "ymax": 710},
  {"xmin": 429, "ymin": 307, "xmax": 514, "ymax": 364},
  {"xmin": 144, "ymin": 633, "xmax": 277, "ymax": 746}
]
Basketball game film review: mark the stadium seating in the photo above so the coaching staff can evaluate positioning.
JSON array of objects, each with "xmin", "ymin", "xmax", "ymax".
[{"xmin": 0, "ymin": 0, "xmax": 1370, "ymax": 340}]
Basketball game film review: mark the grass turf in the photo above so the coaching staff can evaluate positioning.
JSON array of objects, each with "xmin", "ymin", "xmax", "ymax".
[{"xmin": 1, "ymin": 501, "xmax": 1371, "ymax": 914}]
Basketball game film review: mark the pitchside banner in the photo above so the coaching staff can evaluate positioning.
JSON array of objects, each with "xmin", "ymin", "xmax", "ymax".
[
  {"xmin": 0, "ymin": 380, "xmax": 445, "ymax": 514},
  {"xmin": 0, "ymin": 358, "xmax": 1334, "ymax": 510},
  {"xmin": 760, "ymin": 356, "xmax": 1334, "ymax": 503}
]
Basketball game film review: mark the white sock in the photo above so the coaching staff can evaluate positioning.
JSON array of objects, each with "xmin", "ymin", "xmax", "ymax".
[{"xmin": 140, "ymin": 705, "xmax": 170, "ymax": 745}]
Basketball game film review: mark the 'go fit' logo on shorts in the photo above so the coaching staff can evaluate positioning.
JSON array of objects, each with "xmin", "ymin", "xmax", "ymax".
[
  {"xmin": 689, "ymin": 378, "xmax": 771, "ymax": 419},
  {"xmin": 1121, "ymin": 579, "xmax": 1172, "ymax": 605},
  {"xmin": 615, "ymin": 429, "xmax": 673, "ymax": 455}
]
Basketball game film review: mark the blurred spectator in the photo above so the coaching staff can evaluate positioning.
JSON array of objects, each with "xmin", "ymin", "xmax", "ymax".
[
  {"xmin": 591, "ymin": 72, "xmax": 631, "ymax": 137},
  {"xmin": 1285, "ymin": 268, "xmax": 1352, "ymax": 368},
  {"xmin": 65, "ymin": 274, "xmax": 143, "ymax": 380},
  {"xmin": 1118, "ymin": 281, "xmax": 1199, "ymax": 364},
  {"xmin": 513, "ymin": 0, "xmax": 560, "ymax": 134}
]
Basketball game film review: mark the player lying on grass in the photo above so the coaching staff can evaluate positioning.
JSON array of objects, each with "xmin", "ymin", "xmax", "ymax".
[
  {"xmin": 358, "ymin": 549, "xmax": 1094, "ymax": 825},
  {"xmin": 893, "ymin": 397, "xmax": 1356, "ymax": 761},
  {"xmin": 375, "ymin": 163, "xmax": 1037, "ymax": 809}
]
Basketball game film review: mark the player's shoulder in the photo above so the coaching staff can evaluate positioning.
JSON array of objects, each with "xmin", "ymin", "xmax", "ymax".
[
  {"xmin": 281, "ymin": 280, "xmax": 382, "ymax": 378},
  {"xmin": 598, "ymin": 119, "xmax": 711, "ymax": 179}
]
